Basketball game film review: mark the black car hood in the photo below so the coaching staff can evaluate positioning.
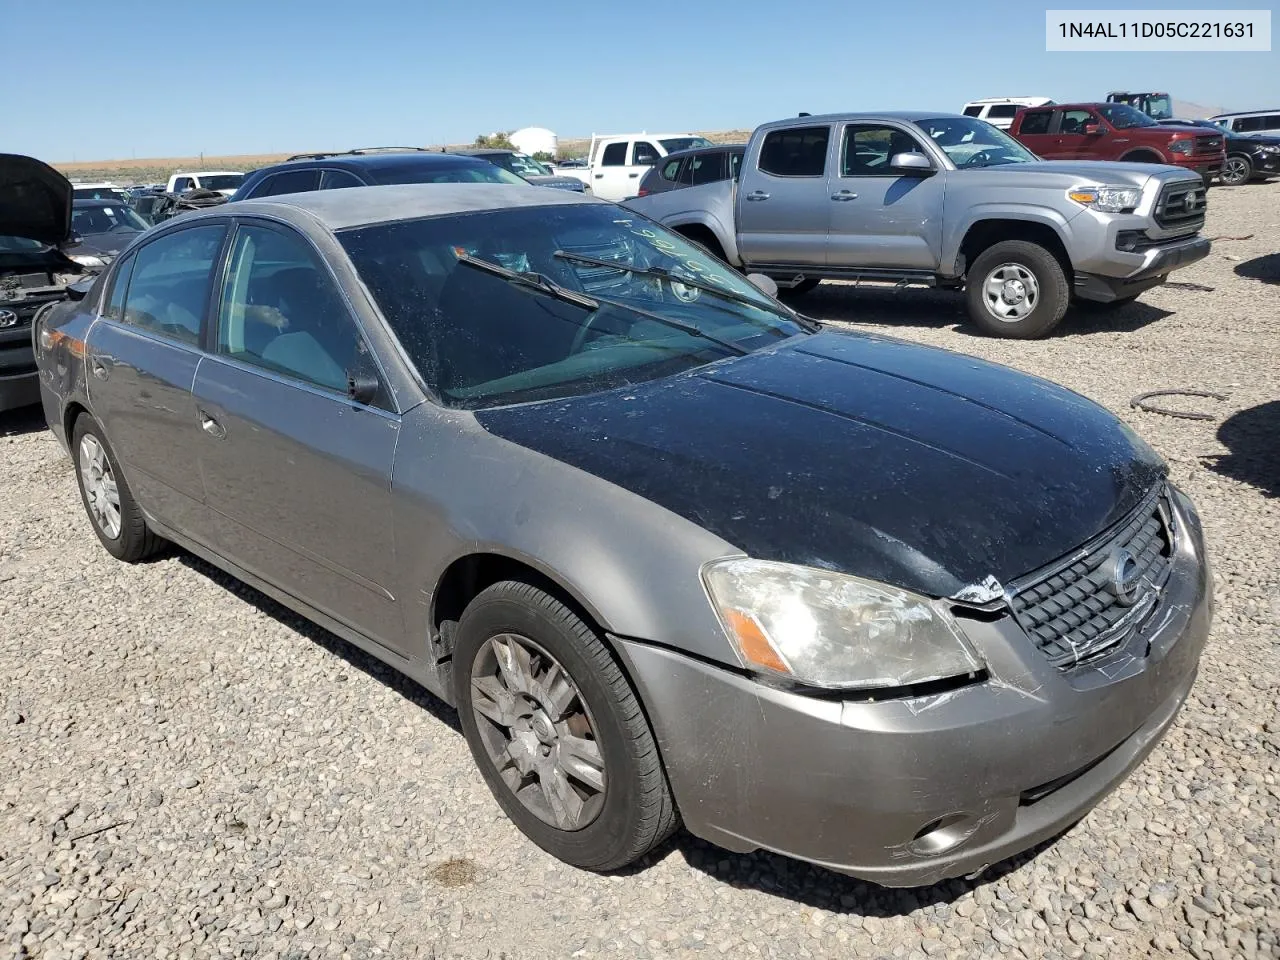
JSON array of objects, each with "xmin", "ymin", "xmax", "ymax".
[
  {"xmin": 476, "ymin": 331, "xmax": 1166, "ymax": 599},
  {"xmin": 0, "ymin": 154, "xmax": 73, "ymax": 247}
]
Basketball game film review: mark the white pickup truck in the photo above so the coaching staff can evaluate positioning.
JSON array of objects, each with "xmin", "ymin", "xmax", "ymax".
[
  {"xmin": 165, "ymin": 171, "xmax": 245, "ymax": 197},
  {"xmin": 554, "ymin": 133, "xmax": 714, "ymax": 201}
]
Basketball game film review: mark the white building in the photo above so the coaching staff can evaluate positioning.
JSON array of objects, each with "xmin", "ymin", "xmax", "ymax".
[{"xmin": 510, "ymin": 127, "xmax": 558, "ymax": 157}]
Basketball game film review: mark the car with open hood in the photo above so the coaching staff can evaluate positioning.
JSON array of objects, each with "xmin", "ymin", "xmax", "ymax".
[
  {"xmin": 34, "ymin": 184, "xmax": 1211, "ymax": 886},
  {"xmin": 0, "ymin": 154, "xmax": 102, "ymax": 412}
]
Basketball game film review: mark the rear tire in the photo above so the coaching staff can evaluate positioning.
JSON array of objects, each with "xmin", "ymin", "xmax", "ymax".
[
  {"xmin": 454, "ymin": 581, "xmax": 679, "ymax": 872},
  {"xmin": 966, "ymin": 240, "xmax": 1069, "ymax": 339},
  {"xmin": 1220, "ymin": 155, "xmax": 1252, "ymax": 186},
  {"xmin": 71, "ymin": 414, "xmax": 164, "ymax": 562}
]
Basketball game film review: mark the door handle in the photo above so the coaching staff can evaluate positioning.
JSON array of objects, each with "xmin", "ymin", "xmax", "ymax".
[
  {"xmin": 831, "ymin": 191, "xmax": 858, "ymax": 201},
  {"xmin": 199, "ymin": 411, "xmax": 226, "ymax": 440},
  {"xmin": 745, "ymin": 191, "xmax": 770, "ymax": 201},
  {"xmin": 594, "ymin": 173, "xmax": 604, "ymax": 179},
  {"xmin": 628, "ymin": 172, "xmax": 639, "ymax": 178},
  {"xmin": 90, "ymin": 358, "xmax": 111, "ymax": 380}
]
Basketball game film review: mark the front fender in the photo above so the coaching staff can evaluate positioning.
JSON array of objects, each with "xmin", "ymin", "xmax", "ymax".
[{"xmin": 942, "ymin": 203, "xmax": 1081, "ymax": 277}]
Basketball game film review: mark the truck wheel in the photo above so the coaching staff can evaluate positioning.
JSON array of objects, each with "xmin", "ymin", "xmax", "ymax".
[
  {"xmin": 966, "ymin": 241, "xmax": 1069, "ymax": 339},
  {"xmin": 1220, "ymin": 155, "xmax": 1252, "ymax": 186}
]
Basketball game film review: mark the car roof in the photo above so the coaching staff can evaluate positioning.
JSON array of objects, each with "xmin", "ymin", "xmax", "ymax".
[
  {"xmin": 759, "ymin": 111, "xmax": 972, "ymax": 128},
  {"xmin": 265, "ymin": 152, "xmax": 489, "ymax": 172},
  {"xmin": 1209, "ymin": 109, "xmax": 1279, "ymax": 118},
  {"xmin": 210, "ymin": 183, "xmax": 602, "ymax": 232},
  {"xmin": 455, "ymin": 148, "xmax": 514, "ymax": 157}
]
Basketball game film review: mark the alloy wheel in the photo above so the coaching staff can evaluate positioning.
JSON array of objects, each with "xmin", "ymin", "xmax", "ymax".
[
  {"xmin": 78, "ymin": 435, "xmax": 122, "ymax": 539},
  {"xmin": 981, "ymin": 263, "xmax": 1040, "ymax": 322},
  {"xmin": 469, "ymin": 633, "xmax": 607, "ymax": 831},
  {"xmin": 1222, "ymin": 157, "xmax": 1250, "ymax": 185}
]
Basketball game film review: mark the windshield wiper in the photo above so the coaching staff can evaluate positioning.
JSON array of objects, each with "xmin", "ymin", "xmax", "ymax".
[
  {"xmin": 456, "ymin": 252, "xmax": 600, "ymax": 310},
  {"xmin": 553, "ymin": 250, "xmax": 805, "ymax": 325},
  {"xmin": 458, "ymin": 251, "xmax": 749, "ymax": 357}
]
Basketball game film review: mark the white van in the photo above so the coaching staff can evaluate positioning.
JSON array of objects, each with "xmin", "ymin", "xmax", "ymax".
[
  {"xmin": 1208, "ymin": 110, "xmax": 1280, "ymax": 137},
  {"xmin": 961, "ymin": 97, "xmax": 1056, "ymax": 129}
]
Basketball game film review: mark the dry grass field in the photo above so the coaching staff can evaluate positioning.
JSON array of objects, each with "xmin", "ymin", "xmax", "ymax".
[{"xmin": 53, "ymin": 130, "xmax": 755, "ymax": 183}]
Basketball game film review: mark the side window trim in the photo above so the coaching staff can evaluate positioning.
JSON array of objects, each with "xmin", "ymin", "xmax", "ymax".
[{"xmin": 211, "ymin": 217, "xmax": 396, "ymax": 411}]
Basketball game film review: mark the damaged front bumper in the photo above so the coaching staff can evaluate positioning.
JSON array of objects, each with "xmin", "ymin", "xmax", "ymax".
[{"xmin": 617, "ymin": 494, "xmax": 1211, "ymax": 887}]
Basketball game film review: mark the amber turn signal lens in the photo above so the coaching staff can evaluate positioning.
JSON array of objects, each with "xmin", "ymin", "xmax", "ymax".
[{"xmin": 724, "ymin": 609, "xmax": 791, "ymax": 674}]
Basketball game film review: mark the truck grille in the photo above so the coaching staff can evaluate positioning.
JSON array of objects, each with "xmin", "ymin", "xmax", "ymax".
[
  {"xmin": 1008, "ymin": 486, "xmax": 1175, "ymax": 668},
  {"xmin": 1194, "ymin": 135, "xmax": 1224, "ymax": 155},
  {"xmin": 1153, "ymin": 181, "xmax": 1207, "ymax": 230}
]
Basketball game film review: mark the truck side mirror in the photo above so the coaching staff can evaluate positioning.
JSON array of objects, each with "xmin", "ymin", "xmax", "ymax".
[
  {"xmin": 745, "ymin": 273, "xmax": 779, "ymax": 298},
  {"xmin": 1082, "ymin": 122, "xmax": 1102, "ymax": 135},
  {"xmin": 890, "ymin": 153, "xmax": 935, "ymax": 176}
]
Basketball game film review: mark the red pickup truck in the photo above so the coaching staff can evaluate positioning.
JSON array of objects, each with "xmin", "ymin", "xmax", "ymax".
[{"xmin": 1009, "ymin": 102, "xmax": 1225, "ymax": 184}]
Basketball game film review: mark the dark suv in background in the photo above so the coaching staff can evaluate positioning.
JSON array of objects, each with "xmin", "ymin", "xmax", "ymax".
[
  {"xmin": 636, "ymin": 144, "xmax": 745, "ymax": 197},
  {"xmin": 1009, "ymin": 103, "xmax": 1225, "ymax": 184},
  {"xmin": 231, "ymin": 148, "xmax": 525, "ymax": 200},
  {"xmin": 1158, "ymin": 118, "xmax": 1280, "ymax": 185}
]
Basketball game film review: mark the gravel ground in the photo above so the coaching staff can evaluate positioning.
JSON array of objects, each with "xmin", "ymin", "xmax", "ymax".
[{"xmin": 2, "ymin": 185, "xmax": 1277, "ymax": 960}]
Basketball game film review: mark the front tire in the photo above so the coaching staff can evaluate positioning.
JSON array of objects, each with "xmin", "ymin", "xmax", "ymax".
[
  {"xmin": 454, "ymin": 581, "xmax": 679, "ymax": 871},
  {"xmin": 71, "ymin": 414, "xmax": 164, "ymax": 562},
  {"xmin": 966, "ymin": 240, "xmax": 1069, "ymax": 338},
  {"xmin": 1221, "ymin": 155, "xmax": 1253, "ymax": 186}
]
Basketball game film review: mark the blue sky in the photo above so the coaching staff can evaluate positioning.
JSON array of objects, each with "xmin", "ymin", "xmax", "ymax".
[{"xmin": 12, "ymin": 0, "xmax": 1277, "ymax": 161}]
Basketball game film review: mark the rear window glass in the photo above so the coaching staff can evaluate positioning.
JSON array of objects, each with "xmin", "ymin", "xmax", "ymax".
[
  {"xmin": 963, "ymin": 106, "xmax": 984, "ymax": 117},
  {"xmin": 758, "ymin": 126, "xmax": 830, "ymax": 177},
  {"xmin": 660, "ymin": 159, "xmax": 681, "ymax": 181},
  {"xmin": 601, "ymin": 142, "xmax": 627, "ymax": 166},
  {"xmin": 689, "ymin": 152, "xmax": 724, "ymax": 185},
  {"xmin": 987, "ymin": 105, "xmax": 1019, "ymax": 118},
  {"xmin": 1019, "ymin": 111, "xmax": 1052, "ymax": 135}
]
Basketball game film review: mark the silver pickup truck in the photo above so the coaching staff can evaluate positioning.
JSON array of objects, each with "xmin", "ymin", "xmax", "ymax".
[{"xmin": 624, "ymin": 111, "xmax": 1211, "ymax": 337}]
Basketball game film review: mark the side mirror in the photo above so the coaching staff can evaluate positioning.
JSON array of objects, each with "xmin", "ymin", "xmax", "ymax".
[
  {"xmin": 347, "ymin": 371, "xmax": 380, "ymax": 406},
  {"xmin": 745, "ymin": 273, "xmax": 779, "ymax": 298},
  {"xmin": 1082, "ymin": 122, "xmax": 1102, "ymax": 135},
  {"xmin": 890, "ymin": 152, "xmax": 935, "ymax": 176}
]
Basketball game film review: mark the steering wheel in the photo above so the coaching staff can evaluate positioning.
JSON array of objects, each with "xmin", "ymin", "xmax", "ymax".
[{"xmin": 961, "ymin": 150, "xmax": 996, "ymax": 168}]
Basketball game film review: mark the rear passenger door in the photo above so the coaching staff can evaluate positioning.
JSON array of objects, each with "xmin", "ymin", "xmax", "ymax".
[
  {"xmin": 190, "ymin": 221, "xmax": 405, "ymax": 653},
  {"xmin": 592, "ymin": 141, "xmax": 633, "ymax": 201},
  {"xmin": 85, "ymin": 223, "xmax": 227, "ymax": 535},
  {"xmin": 736, "ymin": 124, "xmax": 832, "ymax": 266}
]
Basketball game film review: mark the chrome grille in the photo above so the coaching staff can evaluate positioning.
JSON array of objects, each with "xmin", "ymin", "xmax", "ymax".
[
  {"xmin": 1153, "ymin": 181, "xmax": 1207, "ymax": 230},
  {"xmin": 1009, "ymin": 487, "xmax": 1175, "ymax": 668},
  {"xmin": 1195, "ymin": 135, "xmax": 1224, "ymax": 155}
]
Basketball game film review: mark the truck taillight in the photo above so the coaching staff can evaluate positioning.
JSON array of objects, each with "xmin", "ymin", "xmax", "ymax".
[{"xmin": 637, "ymin": 187, "xmax": 649, "ymax": 197}]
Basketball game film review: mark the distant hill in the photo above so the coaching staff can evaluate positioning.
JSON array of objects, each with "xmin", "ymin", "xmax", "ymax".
[{"xmin": 1172, "ymin": 99, "xmax": 1223, "ymax": 119}]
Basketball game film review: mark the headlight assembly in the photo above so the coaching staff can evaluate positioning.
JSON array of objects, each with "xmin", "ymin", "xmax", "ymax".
[
  {"xmin": 68, "ymin": 253, "xmax": 107, "ymax": 270},
  {"xmin": 1167, "ymin": 140, "xmax": 1194, "ymax": 156},
  {"xmin": 1068, "ymin": 185, "xmax": 1142, "ymax": 213},
  {"xmin": 702, "ymin": 558, "xmax": 984, "ymax": 691}
]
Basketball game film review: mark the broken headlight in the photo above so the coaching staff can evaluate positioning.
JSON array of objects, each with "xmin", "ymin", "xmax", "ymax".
[{"xmin": 702, "ymin": 558, "xmax": 983, "ymax": 691}]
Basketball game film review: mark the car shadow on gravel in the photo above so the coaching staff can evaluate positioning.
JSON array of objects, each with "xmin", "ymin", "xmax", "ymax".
[
  {"xmin": 1233, "ymin": 253, "xmax": 1279, "ymax": 285},
  {"xmin": 643, "ymin": 828, "xmax": 1072, "ymax": 916},
  {"xmin": 175, "ymin": 553, "xmax": 462, "ymax": 732},
  {"xmin": 0, "ymin": 406, "xmax": 48, "ymax": 437},
  {"xmin": 800, "ymin": 285, "xmax": 1173, "ymax": 338},
  {"xmin": 1207, "ymin": 400, "xmax": 1280, "ymax": 498}
]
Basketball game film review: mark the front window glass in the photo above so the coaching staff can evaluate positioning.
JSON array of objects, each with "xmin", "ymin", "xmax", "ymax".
[
  {"xmin": 72, "ymin": 204, "xmax": 150, "ymax": 234},
  {"xmin": 216, "ymin": 224, "xmax": 372, "ymax": 395},
  {"xmin": 1096, "ymin": 104, "xmax": 1157, "ymax": 129},
  {"xmin": 339, "ymin": 205, "xmax": 807, "ymax": 409},
  {"xmin": 914, "ymin": 117, "xmax": 1038, "ymax": 167},
  {"xmin": 633, "ymin": 141, "xmax": 659, "ymax": 165},
  {"xmin": 841, "ymin": 125, "xmax": 927, "ymax": 176},
  {"xmin": 659, "ymin": 137, "xmax": 714, "ymax": 153}
]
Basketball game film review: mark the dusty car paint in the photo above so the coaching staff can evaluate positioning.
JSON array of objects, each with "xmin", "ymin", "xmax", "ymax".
[{"xmin": 34, "ymin": 184, "xmax": 1210, "ymax": 886}]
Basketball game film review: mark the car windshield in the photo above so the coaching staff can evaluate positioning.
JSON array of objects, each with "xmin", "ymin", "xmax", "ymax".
[
  {"xmin": 1141, "ymin": 95, "xmax": 1173, "ymax": 119},
  {"xmin": 372, "ymin": 162, "xmax": 527, "ymax": 186},
  {"xmin": 1097, "ymin": 104, "xmax": 1158, "ymax": 129},
  {"xmin": 499, "ymin": 153, "xmax": 552, "ymax": 177},
  {"xmin": 914, "ymin": 117, "xmax": 1038, "ymax": 167},
  {"xmin": 197, "ymin": 174, "xmax": 244, "ymax": 191},
  {"xmin": 72, "ymin": 203, "xmax": 150, "ymax": 234},
  {"xmin": 659, "ymin": 137, "xmax": 715, "ymax": 153},
  {"xmin": 339, "ymin": 204, "xmax": 806, "ymax": 408}
]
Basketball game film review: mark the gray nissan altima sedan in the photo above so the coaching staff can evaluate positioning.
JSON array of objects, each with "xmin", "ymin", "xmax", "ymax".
[{"xmin": 32, "ymin": 182, "xmax": 1212, "ymax": 886}]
